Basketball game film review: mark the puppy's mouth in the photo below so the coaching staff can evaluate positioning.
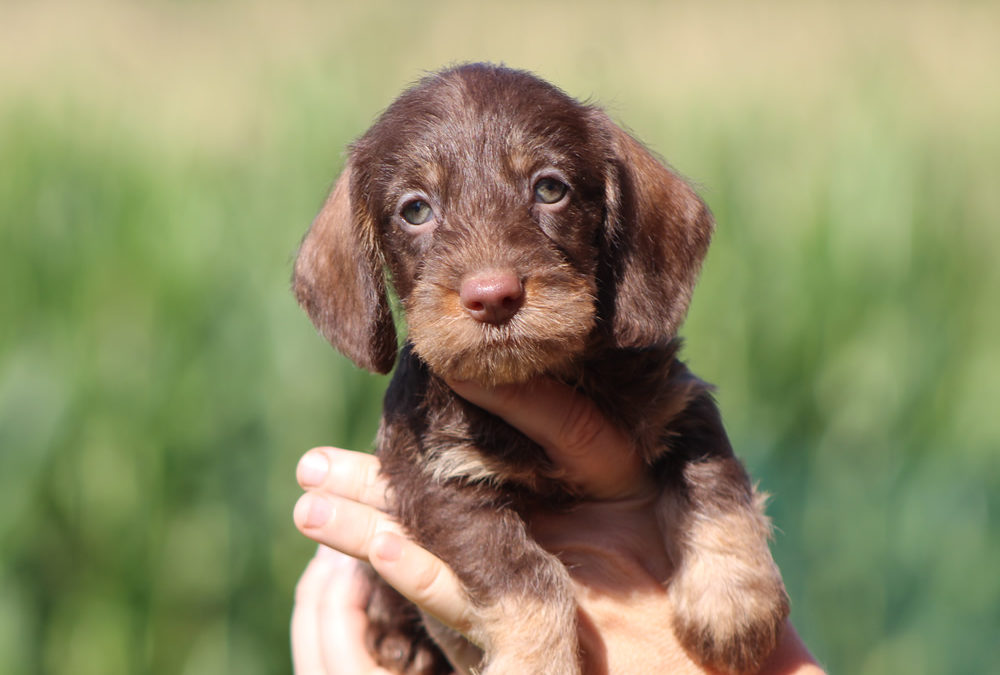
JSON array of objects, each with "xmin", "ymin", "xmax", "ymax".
[{"xmin": 406, "ymin": 275, "xmax": 596, "ymax": 386}]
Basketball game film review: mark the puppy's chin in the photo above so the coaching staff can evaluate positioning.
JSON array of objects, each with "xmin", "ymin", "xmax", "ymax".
[
  {"xmin": 406, "ymin": 276, "xmax": 597, "ymax": 386},
  {"xmin": 412, "ymin": 331, "xmax": 587, "ymax": 386}
]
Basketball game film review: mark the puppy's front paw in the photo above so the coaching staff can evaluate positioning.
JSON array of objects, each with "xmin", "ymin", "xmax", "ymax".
[
  {"xmin": 673, "ymin": 590, "xmax": 788, "ymax": 675},
  {"xmin": 472, "ymin": 593, "xmax": 581, "ymax": 675},
  {"xmin": 669, "ymin": 511, "xmax": 790, "ymax": 674},
  {"xmin": 366, "ymin": 571, "xmax": 453, "ymax": 674}
]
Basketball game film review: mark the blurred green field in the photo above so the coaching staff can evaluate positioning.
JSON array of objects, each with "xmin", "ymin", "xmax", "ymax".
[{"xmin": 1, "ymin": 1, "xmax": 998, "ymax": 673}]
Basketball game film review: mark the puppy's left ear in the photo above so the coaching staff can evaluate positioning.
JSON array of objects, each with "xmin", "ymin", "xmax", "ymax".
[
  {"xmin": 594, "ymin": 111, "xmax": 714, "ymax": 348},
  {"xmin": 293, "ymin": 161, "xmax": 398, "ymax": 373}
]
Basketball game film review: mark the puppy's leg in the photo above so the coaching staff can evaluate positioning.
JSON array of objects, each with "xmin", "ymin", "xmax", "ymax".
[
  {"xmin": 660, "ymin": 456, "xmax": 789, "ymax": 674},
  {"xmin": 365, "ymin": 566, "xmax": 454, "ymax": 675},
  {"xmin": 398, "ymin": 484, "xmax": 580, "ymax": 675},
  {"xmin": 420, "ymin": 614, "xmax": 483, "ymax": 675}
]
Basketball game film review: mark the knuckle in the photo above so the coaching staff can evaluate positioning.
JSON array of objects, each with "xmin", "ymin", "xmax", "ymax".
[
  {"xmin": 555, "ymin": 396, "xmax": 605, "ymax": 456},
  {"xmin": 294, "ymin": 560, "xmax": 325, "ymax": 608},
  {"xmin": 411, "ymin": 557, "xmax": 445, "ymax": 604},
  {"xmin": 492, "ymin": 381, "xmax": 526, "ymax": 412},
  {"xmin": 362, "ymin": 461, "xmax": 385, "ymax": 506},
  {"xmin": 293, "ymin": 576, "xmax": 315, "ymax": 608},
  {"xmin": 359, "ymin": 511, "xmax": 384, "ymax": 555}
]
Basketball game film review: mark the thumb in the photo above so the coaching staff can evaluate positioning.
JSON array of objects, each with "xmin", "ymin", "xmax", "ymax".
[{"xmin": 447, "ymin": 377, "xmax": 651, "ymax": 499}]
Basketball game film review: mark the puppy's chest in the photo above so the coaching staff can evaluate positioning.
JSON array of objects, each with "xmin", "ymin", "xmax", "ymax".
[
  {"xmin": 420, "ymin": 397, "xmax": 565, "ymax": 494},
  {"xmin": 376, "ymin": 347, "xmax": 571, "ymax": 495},
  {"xmin": 377, "ymin": 344, "xmax": 698, "ymax": 495}
]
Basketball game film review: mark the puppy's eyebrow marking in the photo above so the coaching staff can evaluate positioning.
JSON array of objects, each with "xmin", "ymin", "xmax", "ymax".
[
  {"xmin": 422, "ymin": 161, "xmax": 447, "ymax": 192},
  {"xmin": 506, "ymin": 148, "xmax": 537, "ymax": 178},
  {"xmin": 392, "ymin": 159, "xmax": 447, "ymax": 195}
]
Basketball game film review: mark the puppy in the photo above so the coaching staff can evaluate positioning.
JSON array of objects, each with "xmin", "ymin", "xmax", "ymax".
[{"xmin": 294, "ymin": 63, "xmax": 789, "ymax": 674}]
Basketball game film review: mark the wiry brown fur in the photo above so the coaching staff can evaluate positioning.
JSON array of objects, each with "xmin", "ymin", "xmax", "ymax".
[{"xmin": 294, "ymin": 63, "xmax": 789, "ymax": 674}]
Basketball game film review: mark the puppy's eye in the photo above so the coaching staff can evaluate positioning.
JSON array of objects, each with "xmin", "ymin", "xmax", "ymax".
[
  {"xmin": 533, "ymin": 177, "xmax": 568, "ymax": 204},
  {"xmin": 400, "ymin": 199, "xmax": 434, "ymax": 226}
]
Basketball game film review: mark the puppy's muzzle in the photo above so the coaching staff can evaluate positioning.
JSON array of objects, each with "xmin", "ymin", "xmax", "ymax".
[{"xmin": 459, "ymin": 270, "xmax": 525, "ymax": 325}]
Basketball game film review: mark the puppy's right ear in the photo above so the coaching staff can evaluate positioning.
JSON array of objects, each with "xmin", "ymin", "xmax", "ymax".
[{"xmin": 293, "ymin": 162, "xmax": 397, "ymax": 373}]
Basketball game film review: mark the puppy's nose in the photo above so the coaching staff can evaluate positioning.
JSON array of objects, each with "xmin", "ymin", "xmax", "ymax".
[{"xmin": 459, "ymin": 271, "xmax": 524, "ymax": 325}]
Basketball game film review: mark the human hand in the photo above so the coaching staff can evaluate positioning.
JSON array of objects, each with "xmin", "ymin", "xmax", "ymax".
[
  {"xmin": 290, "ymin": 447, "xmax": 481, "ymax": 673},
  {"xmin": 291, "ymin": 377, "xmax": 824, "ymax": 674}
]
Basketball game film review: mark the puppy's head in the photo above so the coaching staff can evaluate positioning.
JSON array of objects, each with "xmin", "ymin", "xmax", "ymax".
[{"xmin": 294, "ymin": 64, "xmax": 713, "ymax": 385}]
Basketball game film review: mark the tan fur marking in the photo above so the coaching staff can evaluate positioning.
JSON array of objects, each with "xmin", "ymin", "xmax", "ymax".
[
  {"xmin": 468, "ymin": 593, "xmax": 580, "ymax": 675},
  {"xmin": 505, "ymin": 148, "xmax": 537, "ymax": 177},
  {"xmin": 425, "ymin": 446, "xmax": 508, "ymax": 486},
  {"xmin": 408, "ymin": 270, "xmax": 595, "ymax": 385},
  {"xmin": 667, "ymin": 490, "xmax": 789, "ymax": 674}
]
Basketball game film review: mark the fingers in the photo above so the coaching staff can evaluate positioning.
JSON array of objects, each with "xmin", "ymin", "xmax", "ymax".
[
  {"xmin": 291, "ymin": 546, "xmax": 393, "ymax": 675},
  {"xmin": 369, "ymin": 532, "xmax": 473, "ymax": 636},
  {"xmin": 294, "ymin": 488, "xmax": 403, "ymax": 562},
  {"xmin": 447, "ymin": 377, "xmax": 650, "ymax": 499},
  {"xmin": 293, "ymin": 499, "xmax": 472, "ymax": 634},
  {"xmin": 297, "ymin": 447, "xmax": 390, "ymax": 511},
  {"xmin": 291, "ymin": 547, "xmax": 332, "ymax": 674},
  {"xmin": 294, "ymin": 449, "xmax": 473, "ymax": 634}
]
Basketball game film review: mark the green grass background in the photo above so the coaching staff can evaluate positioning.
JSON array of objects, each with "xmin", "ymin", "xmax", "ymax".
[{"xmin": 1, "ymin": 1, "xmax": 998, "ymax": 673}]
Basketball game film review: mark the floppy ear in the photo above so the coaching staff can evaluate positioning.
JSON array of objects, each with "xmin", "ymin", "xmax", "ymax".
[
  {"xmin": 293, "ymin": 161, "xmax": 397, "ymax": 373},
  {"xmin": 596, "ymin": 113, "xmax": 714, "ymax": 348}
]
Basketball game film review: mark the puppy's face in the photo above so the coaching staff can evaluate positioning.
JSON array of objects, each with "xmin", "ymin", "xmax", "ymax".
[
  {"xmin": 294, "ymin": 64, "xmax": 714, "ymax": 383},
  {"xmin": 351, "ymin": 68, "xmax": 609, "ymax": 384}
]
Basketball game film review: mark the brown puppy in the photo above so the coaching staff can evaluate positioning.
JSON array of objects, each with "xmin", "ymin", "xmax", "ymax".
[{"xmin": 294, "ymin": 63, "xmax": 789, "ymax": 674}]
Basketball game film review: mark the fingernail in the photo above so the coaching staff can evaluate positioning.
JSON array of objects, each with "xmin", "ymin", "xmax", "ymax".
[
  {"xmin": 372, "ymin": 532, "xmax": 403, "ymax": 562},
  {"xmin": 295, "ymin": 494, "xmax": 333, "ymax": 529},
  {"xmin": 297, "ymin": 452, "xmax": 329, "ymax": 487}
]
